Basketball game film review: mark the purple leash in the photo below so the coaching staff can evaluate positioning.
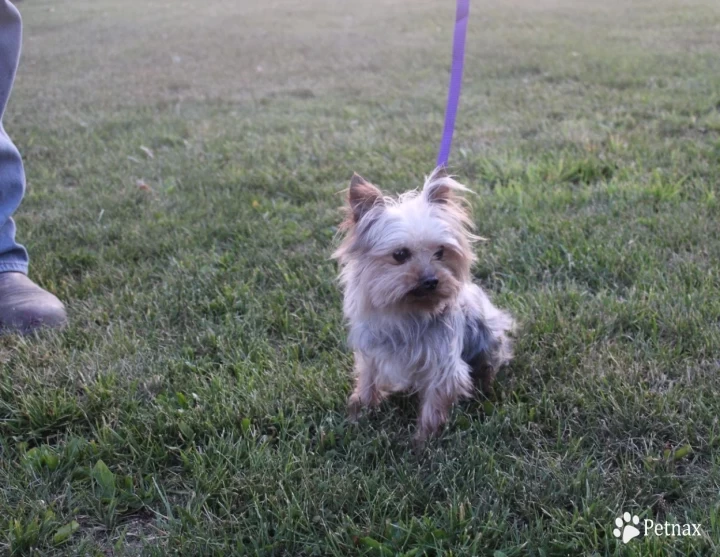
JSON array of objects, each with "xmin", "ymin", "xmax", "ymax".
[{"xmin": 437, "ymin": 0, "xmax": 469, "ymax": 168}]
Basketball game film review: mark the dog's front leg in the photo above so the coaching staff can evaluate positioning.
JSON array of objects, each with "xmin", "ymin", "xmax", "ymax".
[
  {"xmin": 415, "ymin": 360, "xmax": 473, "ymax": 444},
  {"xmin": 347, "ymin": 352, "xmax": 384, "ymax": 421}
]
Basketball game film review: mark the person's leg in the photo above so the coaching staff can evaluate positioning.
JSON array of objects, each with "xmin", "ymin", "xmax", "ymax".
[{"xmin": 0, "ymin": 0, "xmax": 66, "ymax": 333}]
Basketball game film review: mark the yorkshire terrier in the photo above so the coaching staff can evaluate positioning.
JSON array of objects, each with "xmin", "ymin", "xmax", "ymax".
[{"xmin": 333, "ymin": 167, "xmax": 515, "ymax": 443}]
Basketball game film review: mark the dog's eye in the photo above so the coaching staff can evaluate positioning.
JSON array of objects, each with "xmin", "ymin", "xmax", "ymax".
[
  {"xmin": 393, "ymin": 248, "xmax": 411, "ymax": 263},
  {"xmin": 434, "ymin": 247, "xmax": 444, "ymax": 260}
]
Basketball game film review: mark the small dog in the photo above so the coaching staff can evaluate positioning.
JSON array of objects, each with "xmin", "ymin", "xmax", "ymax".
[{"xmin": 333, "ymin": 167, "xmax": 515, "ymax": 443}]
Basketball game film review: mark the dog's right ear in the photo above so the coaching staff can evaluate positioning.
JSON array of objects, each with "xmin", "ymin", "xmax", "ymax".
[{"xmin": 347, "ymin": 173, "xmax": 384, "ymax": 224}]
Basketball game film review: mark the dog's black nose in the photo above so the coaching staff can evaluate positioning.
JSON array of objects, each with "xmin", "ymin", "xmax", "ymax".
[{"xmin": 422, "ymin": 277, "xmax": 439, "ymax": 291}]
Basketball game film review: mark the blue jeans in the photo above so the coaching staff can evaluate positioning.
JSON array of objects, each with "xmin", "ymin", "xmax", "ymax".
[{"xmin": 0, "ymin": 0, "xmax": 29, "ymax": 274}]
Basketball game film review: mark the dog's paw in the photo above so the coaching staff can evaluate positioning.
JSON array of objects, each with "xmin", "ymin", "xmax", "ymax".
[
  {"xmin": 412, "ymin": 429, "xmax": 428, "ymax": 450},
  {"xmin": 347, "ymin": 394, "xmax": 362, "ymax": 422}
]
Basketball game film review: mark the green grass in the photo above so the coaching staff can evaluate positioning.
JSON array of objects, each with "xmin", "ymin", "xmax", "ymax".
[{"xmin": 1, "ymin": 0, "xmax": 720, "ymax": 554}]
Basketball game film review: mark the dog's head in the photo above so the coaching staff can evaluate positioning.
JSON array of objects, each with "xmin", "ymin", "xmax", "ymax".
[{"xmin": 333, "ymin": 168, "xmax": 479, "ymax": 315}]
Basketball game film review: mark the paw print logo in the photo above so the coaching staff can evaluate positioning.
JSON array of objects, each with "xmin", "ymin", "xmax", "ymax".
[{"xmin": 613, "ymin": 512, "xmax": 640, "ymax": 544}]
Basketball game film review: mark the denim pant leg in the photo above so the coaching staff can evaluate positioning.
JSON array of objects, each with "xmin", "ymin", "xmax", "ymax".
[{"xmin": 0, "ymin": 0, "xmax": 29, "ymax": 274}]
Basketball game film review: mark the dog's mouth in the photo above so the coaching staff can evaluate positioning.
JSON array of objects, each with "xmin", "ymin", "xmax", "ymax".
[
  {"xmin": 406, "ymin": 289, "xmax": 447, "ymax": 308},
  {"xmin": 408, "ymin": 287, "xmax": 433, "ymax": 299},
  {"xmin": 403, "ymin": 289, "xmax": 449, "ymax": 315}
]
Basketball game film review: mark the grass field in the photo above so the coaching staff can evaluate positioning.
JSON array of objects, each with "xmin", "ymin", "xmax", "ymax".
[{"xmin": 1, "ymin": 0, "xmax": 720, "ymax": 554}]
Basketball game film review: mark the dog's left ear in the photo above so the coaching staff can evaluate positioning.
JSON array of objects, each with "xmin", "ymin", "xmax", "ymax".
[
  {"xmin": 432, "ymin": 166, "xmax": 449, "ymax": 180},
  {"xmin": 423, "ymin": 166, "xmax": 464, "ymax": 205}
]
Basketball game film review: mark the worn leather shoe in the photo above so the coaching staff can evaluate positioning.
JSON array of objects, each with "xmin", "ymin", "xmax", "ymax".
[{"xmin": 0, "ymin": 272, "xmax": 67, "ymax": 334}]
